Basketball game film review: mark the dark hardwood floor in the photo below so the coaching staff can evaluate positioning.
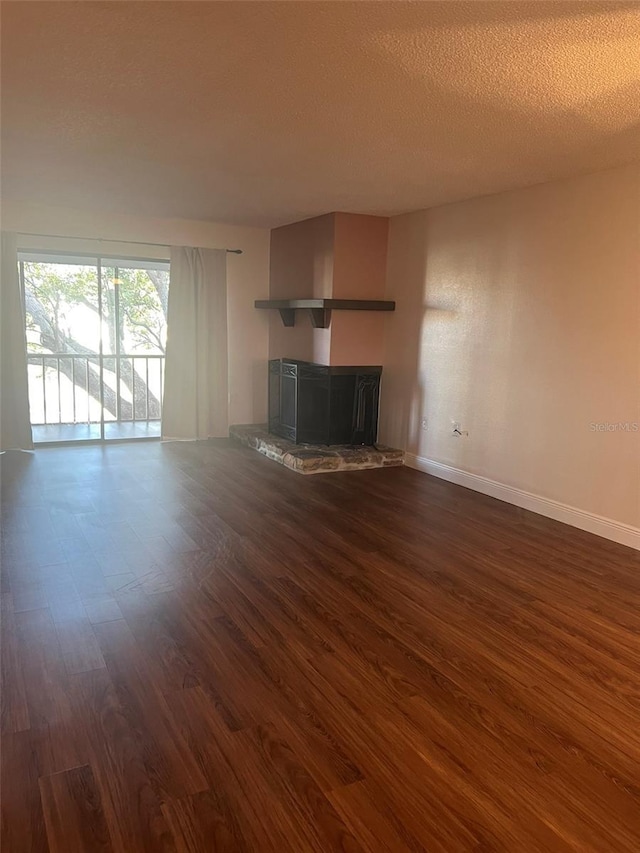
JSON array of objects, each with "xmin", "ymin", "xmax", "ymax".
[{"xmin": 1, "ymin": 440, "xmax": 639, "ymax": 852}]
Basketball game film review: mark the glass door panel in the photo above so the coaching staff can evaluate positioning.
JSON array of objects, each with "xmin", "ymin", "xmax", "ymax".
[
  {"xmin": 100, "ymin": 263, "xmax": 117, "ymax": 437},
  {"xmin": 22, "ymin": 256, "xmax": 103, "ymax": 442},
  {"xmin": 21, "ymin": 251, "xmax": 169, "ymax": 443},
  {"xmin": 103, "ymin": 261, "xmax": 168, "ymax": 441}
]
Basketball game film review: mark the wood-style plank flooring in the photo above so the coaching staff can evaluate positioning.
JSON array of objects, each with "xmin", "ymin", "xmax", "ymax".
[{"xmin": 2, "ymin": 440, "xmax": 639, "ymax": 852}]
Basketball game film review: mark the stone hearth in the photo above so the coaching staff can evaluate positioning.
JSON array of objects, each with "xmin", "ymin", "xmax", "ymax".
[{"xmin": 229, "ymin": 424, "xmax": 404, "ymax": 475}]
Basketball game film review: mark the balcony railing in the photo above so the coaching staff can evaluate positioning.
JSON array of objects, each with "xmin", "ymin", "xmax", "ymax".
[{"xmin": 27, "ymin": 353, "xmax": 164, "ymax": 426}]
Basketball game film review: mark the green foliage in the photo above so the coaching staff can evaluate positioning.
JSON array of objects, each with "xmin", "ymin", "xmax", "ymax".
[
  {"xmin": 23, "ymin": 261, "xmax": 168, "ymax": 356},
  {"xmin": 24, "ymin": 262, "xmax": 99, "ymax": 351},
  {"xmin": 116, "ymin": 268, "xmax": 167, "ymax": 353}
]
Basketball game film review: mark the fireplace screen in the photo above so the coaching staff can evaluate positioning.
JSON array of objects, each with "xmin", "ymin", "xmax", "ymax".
[{"xmin": 269, "ymin": 359, "xmax": 381, "ymax": 446}]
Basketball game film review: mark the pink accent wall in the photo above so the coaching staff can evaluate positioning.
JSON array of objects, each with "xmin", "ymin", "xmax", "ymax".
[
  {"xmin": 332, "ymin": 213, "xmax": 388, "ymax": 299},
  {"xmin": 268, "ymin": 211, "xmax": 390, "ymax": 366},
  {"xmin": 330, "ymin": 213, "xmax": 388, "ymax": 365},
  {"xmin": 268, "ymin": 213, "xmax": 334, "ymax": 361}
]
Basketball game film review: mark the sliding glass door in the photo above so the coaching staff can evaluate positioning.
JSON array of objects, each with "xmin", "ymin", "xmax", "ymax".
[
  {"xmin": 100, "ymin": 259, "xmax": 168, "ymax": 440},
  {"xmin": 20, "ymin": 251, "xmax": 169, "ymax": 443}
]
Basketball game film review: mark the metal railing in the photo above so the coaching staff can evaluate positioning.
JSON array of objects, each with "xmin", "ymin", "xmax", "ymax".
[{"xmin": 27, "ymin": 352, "xmax": 164, "ymax": 425}]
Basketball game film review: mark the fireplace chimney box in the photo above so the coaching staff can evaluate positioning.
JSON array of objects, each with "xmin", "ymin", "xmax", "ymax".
[{"xmin": 266, "ymin": 212, "xmax": 390, "ymax": 366}]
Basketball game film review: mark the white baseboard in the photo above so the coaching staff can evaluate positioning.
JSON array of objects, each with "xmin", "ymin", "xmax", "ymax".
[{"xmin": 404, "ymin": 454, "xmax": 640, "ymax": 551}]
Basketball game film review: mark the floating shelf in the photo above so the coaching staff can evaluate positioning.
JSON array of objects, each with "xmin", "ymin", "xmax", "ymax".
[{"xmin": 255, "ymin": 298, "xmax": 395, "ymax": 329}]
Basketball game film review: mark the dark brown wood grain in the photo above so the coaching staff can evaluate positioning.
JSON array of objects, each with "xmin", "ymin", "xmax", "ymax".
[
  {"xmin": 39, "ymin": 764, "xmax": 114, "ymax": 853},
  {"xmin": 1, "ymin": 439, "xmax": 639, "ymax": 851}
]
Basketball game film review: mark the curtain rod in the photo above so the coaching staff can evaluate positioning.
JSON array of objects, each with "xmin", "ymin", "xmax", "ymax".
[{"xmin": 15, "ymin": 230, "xmax": 243, "ymax": 254}]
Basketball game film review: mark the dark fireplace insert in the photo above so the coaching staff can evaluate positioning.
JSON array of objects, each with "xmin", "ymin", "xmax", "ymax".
[{"xmin": 269, "ymin": 358, "xmax": 381, "ymax": 446}]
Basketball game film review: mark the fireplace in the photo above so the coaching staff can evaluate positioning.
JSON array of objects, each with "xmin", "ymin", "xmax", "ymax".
[{"xmin": 269, "ymin": 359, "xmax": 381, "ymax": 446}]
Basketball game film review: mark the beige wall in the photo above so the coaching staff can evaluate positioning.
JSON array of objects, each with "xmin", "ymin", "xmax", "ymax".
[
  {"xmin": 2, "ymin": 200, "xmax": 271, "ymax": 426},
  {"xmin": 380, "ymin": 165, "xmax": 640, "ymax": 529}
]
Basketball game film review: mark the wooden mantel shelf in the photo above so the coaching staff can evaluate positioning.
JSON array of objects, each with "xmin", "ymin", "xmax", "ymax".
[{"xmin": 255, "ymin": 298, "xmax": 395, "ymax": 328}]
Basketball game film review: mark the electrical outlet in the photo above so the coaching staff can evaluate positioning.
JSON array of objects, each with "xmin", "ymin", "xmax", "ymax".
[{"xmin": 420, "ymin": 417, "xmax": 428, "ymax": 431}]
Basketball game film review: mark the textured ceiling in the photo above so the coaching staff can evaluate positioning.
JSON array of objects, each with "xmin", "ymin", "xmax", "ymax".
[{"xmin": 2, "ymin": 1, "xmax": 639, "ymax": 227}]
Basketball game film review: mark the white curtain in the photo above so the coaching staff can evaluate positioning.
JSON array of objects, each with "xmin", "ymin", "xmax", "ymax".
[
  {"xmin": 162, "ymin": 247, "xmax": 229, "ymax": 440},
  {"xmin": 0, "ymin": 232, "xmax": 33, "ymax": 450}
]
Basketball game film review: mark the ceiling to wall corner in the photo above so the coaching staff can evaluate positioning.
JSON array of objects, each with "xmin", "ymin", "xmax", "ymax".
[{"xmin": 1, "ymin": 1, "xmax": 639, "ymax": 227}]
